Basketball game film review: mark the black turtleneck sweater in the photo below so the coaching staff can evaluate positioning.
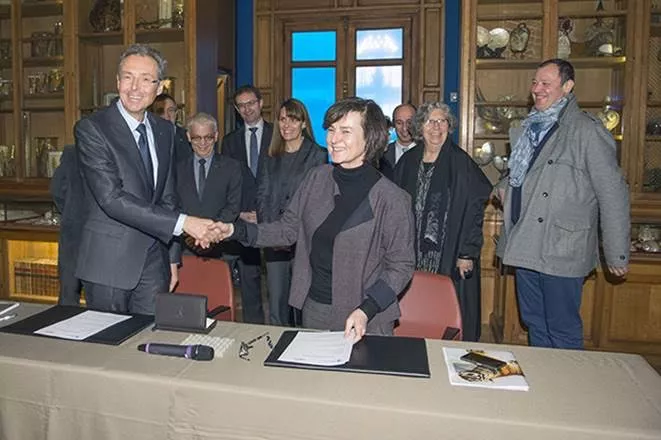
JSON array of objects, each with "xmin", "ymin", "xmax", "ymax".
[{"xmin": 307, "ymin": 162, "xmax": 381, "ymax": 318}]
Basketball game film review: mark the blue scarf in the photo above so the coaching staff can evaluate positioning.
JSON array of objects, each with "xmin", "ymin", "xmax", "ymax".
[{"xmin": 508, "ymin": 95, "xmax": 568, "ymax": 187}]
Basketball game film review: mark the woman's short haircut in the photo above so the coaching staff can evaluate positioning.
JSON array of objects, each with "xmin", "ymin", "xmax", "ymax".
[
  {"xmin": 412, "ymin": 101, "xmax": 457, "ymax": 143},
  {"xmin": 323, "ymin": 97, "xmax": 388, "ymax": 163}
]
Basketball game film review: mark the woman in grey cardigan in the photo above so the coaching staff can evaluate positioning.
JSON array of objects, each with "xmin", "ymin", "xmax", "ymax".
[
  {"xmin": 256, "ymin": 98, "xmax": 327, "ymax": 326},
  {"xmin": 214, "ymin": 97, "xmax": 415, "ymax": 342}
]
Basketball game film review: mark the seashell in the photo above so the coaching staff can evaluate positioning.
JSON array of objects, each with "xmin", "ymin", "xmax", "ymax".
[
  {"xmin": 488, "ymin": 28, "xmax": 510, "ymax": 50},
  {"xmin": 477, "ymin": 26, "xmax": 490, "ymax": 47},
  {"xmin": 598, "ymin": 43, "xmax": 614, "ymax": 55},
  {"xmin": 597, "ymin": 108, "xmax": 620, "ymax": 132}
]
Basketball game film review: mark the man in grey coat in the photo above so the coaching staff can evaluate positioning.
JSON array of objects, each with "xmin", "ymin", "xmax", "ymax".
[{"xmin": 497, "ymin": 59, "xmax": 629, "ymax": 349}]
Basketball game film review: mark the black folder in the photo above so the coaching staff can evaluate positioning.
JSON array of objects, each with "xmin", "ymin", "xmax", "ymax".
[
  {"xmin": 264, "ymin": 330, "xmax": 430, "ymax": 378},
  {"xmin": 0, "ymin": 305, "xmax": 153, "ymax": 345}
]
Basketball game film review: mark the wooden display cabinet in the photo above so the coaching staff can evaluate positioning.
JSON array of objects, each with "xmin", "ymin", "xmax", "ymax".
[
  {"xmin": 0, "ymin": 0, "xmax": 218, "ymax": 199},
  {"xmin": 461, "ymin": 0, "xmax": 661, "ymax": 368}
]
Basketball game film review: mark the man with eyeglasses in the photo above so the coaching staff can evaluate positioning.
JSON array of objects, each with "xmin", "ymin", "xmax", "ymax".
[
  {"xmin": 380, "ymin": 103, "xmax": 416, "ymax": 180},
  {"xmin": 73, "ymin": 44, "xmax": 217, "ymax": 314},
  {"xmin": 171, "ymin": 113, "xmax": 241, "ymax": 264},
  {"xmin": 150, "ymin": 93, "xmax": 192, "ymax": 164},
  {"xmin": 220, "ymin": 85, "xmax": 273, "ymax": 324}
]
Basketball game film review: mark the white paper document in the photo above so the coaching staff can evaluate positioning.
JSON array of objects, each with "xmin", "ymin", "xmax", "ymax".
[
  {"xmin": 277, "ymin": 331, "xmax": 353, "ymax": 366},
  {"xmin": 34, "ymin": 311, "xmax": 132, "ymax": 340}
]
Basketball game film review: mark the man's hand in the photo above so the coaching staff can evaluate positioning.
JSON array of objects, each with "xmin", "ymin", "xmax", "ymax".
[
  {"xmin": 208, "ymin": 221, "xmax": 234, "ymax": 243},
  {"xmin": 169, "ymin": 263, "xmax": 179, "ymax": 292},
  {"xmin": 183, "ymin": 216, "xmax": 215, "ymax": 248},
  {"xmin": 239, "ymin": 211, "xmax": 257, "ymax": 224},
  {"xmin": 456, "ymin": 258, "xmax": 474, "ymax": 279},
  {"xmin": 344, "ymin": 309, "xmax": 368, "ymax": 344},
  {"xmin": 607, "ymin": 265, "xmax": 629, "ymax": 277}
]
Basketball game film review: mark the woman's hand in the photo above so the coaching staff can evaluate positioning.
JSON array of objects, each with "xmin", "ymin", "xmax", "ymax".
[
  {"xmin": 344, "ymin": 309, "xmax": 368, "ymax": 344},
  {"xmin": 456, "ymin": 258, "xmax": 474, "ymax": 279}
]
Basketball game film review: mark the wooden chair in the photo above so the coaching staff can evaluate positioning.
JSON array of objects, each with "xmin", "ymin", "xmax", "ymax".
[
  {"xmin": 175, "ymin": 255, "xmax": 235, "ymax": 321},
  {"xmin": 394, "ymin": 271, "xmax": 462, "ymax": 340}
]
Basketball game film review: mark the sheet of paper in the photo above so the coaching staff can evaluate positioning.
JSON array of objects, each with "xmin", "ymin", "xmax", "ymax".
[
  {"xmin": 34, "ymin": 311, "xmax": 132, "ymax": 340},
  {"xmin": 278, "ymin": 331, "xmax": 353, "ymax": 366}
]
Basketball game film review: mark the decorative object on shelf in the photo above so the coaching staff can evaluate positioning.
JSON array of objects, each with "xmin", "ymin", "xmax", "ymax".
[
  {"xmin": 49, "ymin": 21, "xmax": 63, "ymax": 57},
  {"xmin": 0, "ymin": 144, "xmax": 14, "ymax": 177},
  {"xmin": 475, "ymin": 88, "xmax": 527, "ymax": 134},
  {"xmin": 509, "ymin": 23, "xmax": 530, "ymax": 59},
  {"xmin": 477, "ymin": 27, "xmax": 509, "ymax": 59},
  {"xmin": 89, "ymin": 0, "xmax": 122, "ymax": 33},
  {"xmin": 34, "ymin": 137, "xmax": 58, "ymax": 178},
  {"xmin": 161, "ymin": 77, "xmax": 176, "ymax": 98},
  {"xmin": 0, "ymin": 78, "xmax": 12, "ymax": 99},
  {"xmin": 638, "ymin": 224, "xmax": 661, "ymax": 242},
  {"xmin": 473, "ymin": 141, "xmax": 494, "ymax": 166},
  {"xmin": 30, "ymin": 32, "xmax": 53, "ymax": 58},
  {"xmin": 46, "ymin": 150, "xmax": 62, "ymax": 178},
  {"xmin": 172, "ymin": 0, "xmax": 184, "ymax": 29},
  {"xmin": 596, "ymin": 97, "xmax": 620, "ymax": 132},
  {"xmin": 493, "ymin": 155, "xmax": 509, "ymax": 178},
  {"xmin": 47, "ymin": 69, "xmax": 64, "ymax": 93},
  {"xmin": 26, "ymin": 72, "xmax": 47, "ymax": 95},
  {"xmin": 584, "ymin": 2, "xmax": 622, "ymax": 57},
  {"xmin": 646, "ymin": 119, "xmax": 661, "ymax": 135},
  {"xmin": 0, "ymin": 39, "xmax": 11, "ymax": 64},
  {"xmin": 558, "ymin": 18, "xmax": 573, "ymax": 59},
  {"xmin": 158, "ymin": 0, "xmax": 172, "ymax": 28},
  {"xmin": 631, "ymin": 225, "xmax": 661, "ymax": 253}
]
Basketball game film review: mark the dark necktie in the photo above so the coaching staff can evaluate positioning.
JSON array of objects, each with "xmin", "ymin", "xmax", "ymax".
[
  {"xmin": 136, "ymin": 123, "xmax": 154, "ymax": 187},
  {"xmin": 249, "ymin": 127, "xmax": 258, "ymax": 177},
  {"xmin": 198, "ymin": 158, "xmax": 206, "ymax": 199}
]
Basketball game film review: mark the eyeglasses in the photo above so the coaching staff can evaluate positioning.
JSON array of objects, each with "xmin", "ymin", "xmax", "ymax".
[
  {"xmin": 190, "ymin": 134, "xmax": 216, "ymax": 143},
  {"xmin": 424, "ymin": 118, "xmax": 448, "ymax": 127},
  {"xmin": 118, "ymin": 73, "xmax": 159, "ymax": 89},
  {"xmin": 235, "ymin": 99, "xmax": 259, "ymax": 110}
]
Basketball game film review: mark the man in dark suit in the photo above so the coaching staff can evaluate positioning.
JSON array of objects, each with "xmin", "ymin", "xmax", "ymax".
[
  {"xmin": 50, "ymin": 145, "xmax": 85, "ymax": 306},
  {"xmin": 149, "ymin": 93, "xmax": 191, "ymax": 164},
  {"xmin": 379, "ymin": 103, "xmax": 416, "ymax": 180},
  {"xmin": 74, "ymin": 44, "xmax": 215, "ymax": 314},
  {"xmin": 171, "ymin": 112, "xmax": 242, "ymax": 265},
  {"xmin": 220, "ymin": 85, "xmax": 273, "ymax": 324}
]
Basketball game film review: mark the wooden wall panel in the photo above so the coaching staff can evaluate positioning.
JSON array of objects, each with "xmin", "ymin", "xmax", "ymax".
[
  {"xmin": 357, "ymin": 0, "xmax": 420, "ymax": 5},
  {"xmin": 608, "ymin": 283, "xmax": 661, "ymax": 342},
  {"xmin": 422, "ymin": 7, "xmax": 441, "ymax": 88}
]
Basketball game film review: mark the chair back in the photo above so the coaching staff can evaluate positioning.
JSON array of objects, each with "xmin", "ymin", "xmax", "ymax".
[
  {"xmin": 175, "ymin": 255, "xmax": 235, "ymax": 321},
  {"xmin": 395, "ymin": 271, "xmax": 462, "ymax": 340}
]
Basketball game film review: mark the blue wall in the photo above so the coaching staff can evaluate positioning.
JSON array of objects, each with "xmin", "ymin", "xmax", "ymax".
[{"xmin": 235, "ymin": 0, "xmax": 254, "ymax": 89}]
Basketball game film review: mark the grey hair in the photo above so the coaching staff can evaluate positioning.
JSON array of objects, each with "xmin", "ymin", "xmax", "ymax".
[
  {"xmin": 412, "ymin": 101, "xmax": 457, "ymax": 143},
  {"xmin": 118, "ymin": 44, "xmax": 168, "ymax": 80},
  {"xmin": 186, "ymin": 112, "xmax": 218, "ymax": 132}
]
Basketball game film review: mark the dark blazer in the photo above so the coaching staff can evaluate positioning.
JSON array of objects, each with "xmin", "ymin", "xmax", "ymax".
[
  {"xmin": 50, "ymin": 145, "xmax": 85, "ymax": 303},
  {"xmin": 74, "ymin": 102, "xmax": 179, "ymax": 290},
  {"xmin": 171, "ymin": 152, "xmax": 242, "ymax": 261},
  {"xmin": 379, "ymin": 141, "xmax": 397, "ymax": 180},
  {"xmin": 173, "ymin": 125, "xmax": 192, "ymax": 165},
  {"xmin": 256, "ymin": 138, "xmax": 327, "ymax": 223},
  {"xmin": 220, "ymin": 121, "xmax": 273, "ymax": 212}
]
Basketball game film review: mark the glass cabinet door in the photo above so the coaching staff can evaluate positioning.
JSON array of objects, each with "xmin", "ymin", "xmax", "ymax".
[
  {"xmin": 645, "ymin": 3, "xmax": 661, "ymax": 194},
  {"xmin": 0, "ymin": 1, "xmax": 15, "ymax": 178},
  {"xmin": 557, "ymin": 0, "xmax": 629, "ymax": 164},
  {"xmin": 471, "ymin": 0, "xmax": 545, "ymax": 183},
  {"xmin": 20, "ymin": 0, "xmax": 65, "ymax": 179}
]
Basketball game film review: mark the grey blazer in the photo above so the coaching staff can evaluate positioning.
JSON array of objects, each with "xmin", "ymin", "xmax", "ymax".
[
  {"xmin": 246, "ymin": 164, "xmax": 415, "ymax": 327},
  {"xmin": 497, "ymin": 94, "xmax": 630, "ymax": 277},
  {"xmin": 74, "ymin": 103, "xmax": 179, "ymax": 290}
]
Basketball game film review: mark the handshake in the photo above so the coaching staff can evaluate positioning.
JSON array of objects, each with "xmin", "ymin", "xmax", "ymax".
[{"xmin": 183, "ymin": 217, "xmax": 235, "ymax": 249}]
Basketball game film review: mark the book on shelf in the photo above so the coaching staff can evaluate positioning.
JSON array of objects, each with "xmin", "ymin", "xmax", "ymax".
[{"xmin": 442, "ymin": 347, "xmax": 529, "ymax": 391}]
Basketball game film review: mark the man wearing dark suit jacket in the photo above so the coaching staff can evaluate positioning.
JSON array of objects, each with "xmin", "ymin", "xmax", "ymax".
[
  {"xmin": 50, "ymin": 145, "xmax": 85, "ymax": 306},
  {"xmin": 150, "ymin": 93, "xmax": 192, "ymax": 165},
  {"xmin": 171, "ymin": 112, "xmax": 242, "ymax": 263},
  {"xmin": 74, "ymin": 44, "xmax": 215, "ymax": 314},
  {"xmin": 379, "ymin": 103, "xmax": 416, "ymax": 180},
  {"xmin": 220, "ymin": 85, "xmax": 273, "ymax": 323}
]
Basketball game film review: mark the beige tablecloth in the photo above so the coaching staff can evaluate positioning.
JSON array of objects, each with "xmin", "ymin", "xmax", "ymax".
[{"xmin": 0, "ymin": 304, "xmax": 660, "ymax": 440}]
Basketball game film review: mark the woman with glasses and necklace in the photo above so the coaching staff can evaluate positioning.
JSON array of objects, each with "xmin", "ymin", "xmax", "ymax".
[
  {"xmin": 256, "ymin": 98, "xmax": 327, "ymax": 326},
  {"xmin": 394, "ymin": 102, "xmax": 492, "ymax": 342}
]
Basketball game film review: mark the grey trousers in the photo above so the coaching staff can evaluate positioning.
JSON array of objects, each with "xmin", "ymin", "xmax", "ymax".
[{"xmin": 301, "ymin": 297, "xmax": 394, "ymax": 335}]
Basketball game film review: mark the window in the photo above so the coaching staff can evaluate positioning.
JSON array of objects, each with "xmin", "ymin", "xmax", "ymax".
[{"xmin": 286, "ymin": 19, "xmax": 412, "ymax": 146}]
